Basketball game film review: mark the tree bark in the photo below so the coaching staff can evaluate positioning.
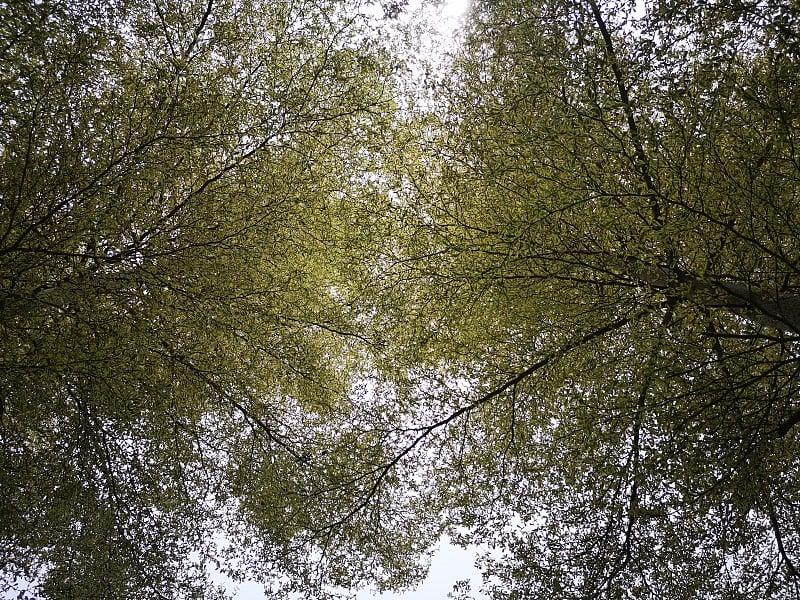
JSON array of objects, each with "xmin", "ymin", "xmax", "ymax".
[{"xmin": 618, "ymin": 258, "xmax": 800, "ymax": 334}]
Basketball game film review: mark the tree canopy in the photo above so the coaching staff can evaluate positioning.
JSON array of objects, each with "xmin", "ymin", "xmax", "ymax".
[
  {"xmin": 1, "ymin": 0, "xmax": 413, "ymax": 596},
  {"xmin": 2, "ymin": 0, "xmax": 800, "ymax": 598},
  {"xmin": 369, "ymin": 0, "xmax": 800, "ymax": 597}
]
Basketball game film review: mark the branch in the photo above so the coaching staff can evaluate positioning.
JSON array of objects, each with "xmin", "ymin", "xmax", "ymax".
[
  {"xmin": 768, "ymin": 502, "xmax": 800, "ymax": 580},
  {"xmin": 185, "ymin": 0, "xmax": 214, "ymax": 60},
  {"xmin": 587, "ymin": 0, "xmax": 662, "ymax": 226},
  {"xmin": 320, "ymin": 315, "xmax": 634, "ymax": 532},
  {"xmin": 776, "ymin": 408, "xmax": 800, "ymax": 438},
  {"xmin": 595, "ymin": 307, "xmax": 672, "ymax": 596},
  {"xmin": 1, "ymin": 270, "xmax": 141, "ymax": 320},
  {"xmin": 712, "ymin": 281, "xmax": 800, "ymax": 334},
  {"xmin": 613, "ymin": 256, "xmax": 800, "ymax": 333},
  {"xmin": 158, "ymin": 341, "xmax": 308, "ymax": 463}
]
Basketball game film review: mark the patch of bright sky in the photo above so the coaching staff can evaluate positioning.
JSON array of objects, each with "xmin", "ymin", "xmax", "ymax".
[
  {"xmin": 417, "ymin": 0, "xmax": 471, "ymax": 64},
  {"xmin": 354, "ymin": 538, "xmax": 484, "ymax": 600},
  {"xmin": 434, "ymin": 0, "xmax": 470, "ymax": 31},
  {"xmin": 226, "ymin": 537, "xmax": 484, "ymax": 600}
]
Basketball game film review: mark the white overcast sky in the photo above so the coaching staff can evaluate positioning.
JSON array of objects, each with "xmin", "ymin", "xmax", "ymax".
[{"xmin": 230, "ymin": 537, "xmax": 484, "ymax": 600}]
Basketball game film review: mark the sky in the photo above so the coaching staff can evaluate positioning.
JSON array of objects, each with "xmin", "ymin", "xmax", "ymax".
[
  {"xmin": 231, "ymin": 538, "xmax": 485, "ymax": 600},
  {"xmin": 352, "ymin": 539, "xmax": 483, "ymax": 600},
  {"xmin": 232, "ymin": 2, "xmax": 476, "ymax": 598}
]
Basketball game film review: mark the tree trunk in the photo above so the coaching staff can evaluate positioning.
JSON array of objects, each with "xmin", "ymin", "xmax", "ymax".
[{"xmin": 618, "ymin": 258, "xmax": 800, "ymax": 333}]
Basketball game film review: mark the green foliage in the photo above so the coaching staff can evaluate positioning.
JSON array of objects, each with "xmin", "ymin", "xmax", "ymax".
[
  {"xmin": 358, "ymin": 0, "xmax": 800, "ymax": 598},
  {"xmin": 0, "ymin": 0, "xmax": 413, "ymax": 597},
  {"xmin": 3, "ymin": 0, "xmax": 800, "ymax": 598}
]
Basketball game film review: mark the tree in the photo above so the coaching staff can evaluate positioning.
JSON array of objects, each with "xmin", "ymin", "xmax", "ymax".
[
  {"xmin": 0, "ymin": 0, "xmax": 416, "ymax": 597},
  {"xmin": 4, "ymin": 0, "xmax": 800, "ymax": 598},
  {"xmin": 337, "ymin": 0, "xmax": 800, "ymax": 598}
]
